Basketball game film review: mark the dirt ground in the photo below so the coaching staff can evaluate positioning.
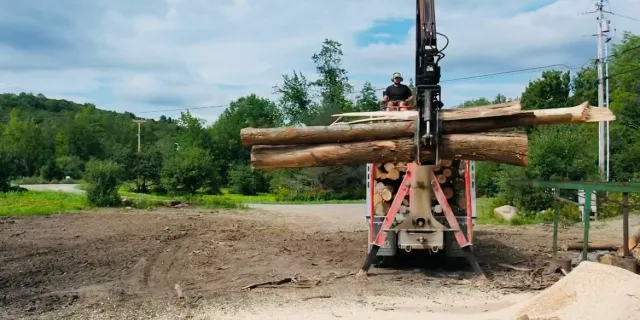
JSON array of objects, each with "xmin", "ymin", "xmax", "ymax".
[{"xmin": 0, "ymin": 204, "xmax": 633, "ymax": 320}]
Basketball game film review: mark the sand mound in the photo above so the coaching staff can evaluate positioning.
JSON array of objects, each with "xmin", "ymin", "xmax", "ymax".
[{"xmin": 516, "ymin": 261, "xmax": 640, "ymax": 320}]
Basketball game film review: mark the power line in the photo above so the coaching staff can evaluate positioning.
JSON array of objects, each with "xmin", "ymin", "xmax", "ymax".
[
  {"xmin": 605, "ymin": 44, "xmax": 640, "ymax": 59},
  {"xmin": 606, "ymin": 65, "xmax": 640, "ymax": 79},
  {"xmin": 3, "ymin": 54, "xmax": 629, "ymax": 120},
  {"xmin": 440, "ymin": 64, "xmax": 581, "ymax": 82},
  {"xmin": 603, "ymin": 10, "xmax": 640, "ymax": 22}
]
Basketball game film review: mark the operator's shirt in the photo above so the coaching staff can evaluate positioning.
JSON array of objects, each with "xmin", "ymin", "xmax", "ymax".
[{"xmin": 383, "ymin": 84, "xmax": 413, "ymax": 101}]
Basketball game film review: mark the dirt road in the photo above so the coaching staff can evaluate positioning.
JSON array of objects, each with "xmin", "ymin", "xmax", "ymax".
[
  {"xmin": 19, "ymin": 184, "xmax": 84, "ymax": 194},
  {"xmin": 0, "ymin": 205, "xmax": 629, "ymax": 319}
]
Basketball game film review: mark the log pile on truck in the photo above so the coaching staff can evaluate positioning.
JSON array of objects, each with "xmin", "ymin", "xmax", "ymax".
[
  {"xmin": 370, "ymin": 159, "xmax": 469, "ymax": 218},
  {"xmin": 240, "ymin": 101, "xmax": 615, "ymax": 170}
]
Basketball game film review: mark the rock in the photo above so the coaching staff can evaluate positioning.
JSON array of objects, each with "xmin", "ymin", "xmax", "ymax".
[
  {"xmin": 121, "ymin": 197, "xmax": 134, "ymax": 207},
  {"xmin": 599, "ymin": 253, "xmax": 614, "ymax": 265},
  {"xmin": 167, "ymin": 200, "xmax": 182, "ymax": 207},
  {"xmin": 494, "ymin": 205, "xmax": 518, "ymax": 221}
]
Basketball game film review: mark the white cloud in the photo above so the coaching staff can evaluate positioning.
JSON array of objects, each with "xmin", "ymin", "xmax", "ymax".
[{"xmin": 0, "ymin": 0, "xmax": 638, "ymax": 120}]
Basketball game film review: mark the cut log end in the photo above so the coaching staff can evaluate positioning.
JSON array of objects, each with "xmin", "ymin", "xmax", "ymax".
[{"xmin": 585, "ymin": 105, "xmax": 616, "ymax": 122}]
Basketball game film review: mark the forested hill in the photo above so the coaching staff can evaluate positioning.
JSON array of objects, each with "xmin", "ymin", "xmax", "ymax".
[{"xmin": 0, "ymin": 92, "xmax": 180, "ymax": 181}]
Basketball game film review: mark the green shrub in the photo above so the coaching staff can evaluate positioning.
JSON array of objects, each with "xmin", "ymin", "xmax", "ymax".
[
  {"xmin": 84, "ymin": 160, "xmax": 122, "ymax": 207},
  {"xmin": 161, "ymin": 147, "xmax": 221, "ymax": 195},
  {"xmin": 56, "ymin": 156, "xmax": 84, "ymax": 179},
  {"xmin": 192, "ymin": 196, "xmax": 247, "ymax": 209},
  {"xmin": 227, "ymin": 164, "xmax": 268, "ymax": 195},
  {"xmin": 39, "ymin": 159, "xmax": 62, "ymax": 181},
  {"xmin": 538, "ymin": 203, "xmax": 581, "ymax": 224}
]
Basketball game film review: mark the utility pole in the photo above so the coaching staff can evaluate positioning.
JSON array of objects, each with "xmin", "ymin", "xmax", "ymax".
[
  {"xmin": 133, "ymin": 119, "xmax": 146, "ymax": 153},
  {"xmin": 596, "ymin": 0, "xmax": 606, "ymax": 181},
  {"xmin": 605, "ymin": 35, "xmax": 611, "ymax": 181}
]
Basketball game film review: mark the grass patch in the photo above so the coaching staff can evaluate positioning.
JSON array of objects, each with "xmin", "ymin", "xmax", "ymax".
[
  {"xmin": 476, "ymin": 197, "xmax": 544, "ymax": 225},
  {"xmin": 120, "ymin": 186, "xmax": 364, "ymax": 205},
  {"xmin": 191, "ymin": 195, "xmax": 248, "ymax": 209},
  {"xmin": 0, "ymin": 191, "xmax": 90, "ymax": 216},
  {"xmin": 119, "ymin": 191, "xmax": 248, "ymax": 210},
  {"xmin": 476, "ymin": 197, "xmax": 504, "ymax": 224}
]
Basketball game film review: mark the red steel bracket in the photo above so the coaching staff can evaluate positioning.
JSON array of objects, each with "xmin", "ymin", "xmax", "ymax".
[
  {"xmin": 372, "ymin": 166, "xmax": 413, "ymax": 247},
  {"xmin": 429, "ymin": 169, "xmax": 470, "ymax": 248}
]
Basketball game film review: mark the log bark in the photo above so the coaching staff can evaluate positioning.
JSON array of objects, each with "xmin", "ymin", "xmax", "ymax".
[
  {"xmin": 241, "ymin": 122, "xmax": 414, "ymax": 147},
  {"xmin": 250, "ymin": 133, "xmax": 528, "ymax": 169},
  {"xmin": 241, "ymin": 102, "xmax": 614, "ymax": 147},
  {"xmin": 562, "ymin": 243, "xmax": 620, "ymax": 251}
]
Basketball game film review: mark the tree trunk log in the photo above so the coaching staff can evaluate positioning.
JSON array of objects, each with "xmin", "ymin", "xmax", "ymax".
[
  {"xmin": 241, "ymin": 122, "xmax": 414, "ymax": 147},
  {"xmin": 562, "ymin": 243, "xmax": 620, "ymax": 251},
  {"xmin": 241, "ymin": 102, "xmax": 614, "ymax": 147},
  {"xmin": 250, "ymin": 133, "xmax": 528, "ymax": 169}
]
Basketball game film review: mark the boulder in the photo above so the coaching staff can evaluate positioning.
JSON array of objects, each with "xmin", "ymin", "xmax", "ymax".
[{"xmin": 494, "ymin": 205, "xmax": 518, "ymax": 222}]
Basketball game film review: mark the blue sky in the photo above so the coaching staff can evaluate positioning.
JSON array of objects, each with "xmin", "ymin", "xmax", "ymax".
[{"xmin": 0, "ymin": 0, "xmax": 638, "ymax": 123}]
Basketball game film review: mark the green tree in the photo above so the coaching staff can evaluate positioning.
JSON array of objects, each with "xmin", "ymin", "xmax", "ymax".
[
  {"xmin": 454, "ymin": 97, "xmax": 491, "ymax": 108},
  {"xmin": 492, "ymin": 93, "xmax": 507, "ymax": 104},
  {"xmin": 608, "ymin": 32, "xmax": 640, "ymax": 180},
  {"xmin": 161, "ymin": 147, "xmax": 221, "ymax": 195},
  {"xmin": 55, "ymin": 156, "xmax": 84, "ymax": 179},
  {"xmin": 0, "ymin": 145, "xmax": 18, "ymax": 192},
  {"xmin": 356, "ymin": 82, "xmax": 379, "ymax": 111},
  {"xmin": 227, "ymin": 164, "xmax": 268, "ymax": 195},
  {"xmin": 1, "ymin": 109, "xmax": 50, "ymax": 176},
  {"xmin": 176, "ymin": 112, "xmax": 212, "ymax": 150},
  {"xmin": 571, "ymin": 65, "xmax": 598, "ymax": 106},
  {"xmin": 308, "ymin": 39, "xmax": 355, "ymax": 125},
  {"xmin": 114, "ymin": 148, "xmax": 163, "ymax": 193},
  {"xmin": 84, "ymin": 159, "xmax": 122, "ymax": 207},
  {"xmin": 520, "ymin": 70, "xmax": 571, "ymax": 110},
  {"xmin": 210, "ymin": 94, "xmax": 283, "ymax": 181},
  {"xmin": 39, "ymin": 159, "xmax": 62, "ymax": 181},
  {"xmin": 273, "ymin": 71, "xmax": 316, "ymax": 125}
]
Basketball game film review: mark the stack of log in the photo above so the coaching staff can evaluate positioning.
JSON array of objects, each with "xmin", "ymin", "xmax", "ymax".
[
  {"xmin": 241, "ymin": 101, "xmax": 615, "ymax": 170},
  {"xmin": 372, "ymin": 161, "xmax": 407, "ymax": 216},
  {"xmin": 372, "ymin": 159, "xmax": 468, "ymax": 217}
]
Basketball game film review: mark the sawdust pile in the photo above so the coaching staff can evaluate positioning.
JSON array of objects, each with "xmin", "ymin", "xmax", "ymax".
[{"xmin": 516, "ymin": 261, "xmax": 640, "ymax": 320}]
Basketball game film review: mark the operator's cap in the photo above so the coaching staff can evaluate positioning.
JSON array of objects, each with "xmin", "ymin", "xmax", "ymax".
[{"xmin": 392, "ymin": 72, "xmax": 402, "ymax": 78}]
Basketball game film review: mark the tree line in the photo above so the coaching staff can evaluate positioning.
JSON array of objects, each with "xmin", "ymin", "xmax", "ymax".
[{"xmin": 0, "ymin": 33, "xmax": 638, "ymax": 213}]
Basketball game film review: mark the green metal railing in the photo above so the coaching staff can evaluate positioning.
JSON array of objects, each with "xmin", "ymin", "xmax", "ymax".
[{"xmin": 509, "ymin": 180, "xmax": 640, "ymax": 261}]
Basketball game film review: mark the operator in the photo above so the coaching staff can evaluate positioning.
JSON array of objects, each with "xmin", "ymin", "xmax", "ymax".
[{"xmin": 381, "ymin": 72, "xmax": 414, "ymax": 111}]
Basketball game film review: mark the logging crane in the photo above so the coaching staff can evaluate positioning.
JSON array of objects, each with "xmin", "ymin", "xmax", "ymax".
[
  {"xmin": 357, "ymin": 0, "xmax": 484, "ymax": 277},
  {"xmin": 239, "ymin": 0, "xmax": 614, "ymax": 279}
]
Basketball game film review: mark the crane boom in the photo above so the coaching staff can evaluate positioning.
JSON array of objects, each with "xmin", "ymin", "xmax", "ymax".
[{"xmin": 414, "ymin": 0, "xmax": 445, "ymax": 165}]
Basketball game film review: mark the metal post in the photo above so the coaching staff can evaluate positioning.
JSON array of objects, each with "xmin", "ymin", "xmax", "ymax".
[
  {"xmin": 583, "ymin": 189, "xmax": 592, "ymax": 261},
  {"xmin": 596, "ymin": 0, "xmax": 605, "ymax": 181},
  {"xmin": 605, "ymin": 38, "xmax": 611, "ymax": 182},
  {"xmin": 552, "ymin": 189, "xmax": 560, "ymax": 259},
  {"xmin": 623, "ymin": 193, "xmax": 630, "ymax": 258}
]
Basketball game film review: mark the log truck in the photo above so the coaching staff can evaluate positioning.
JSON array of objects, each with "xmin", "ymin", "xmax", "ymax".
[
  {"xmin": 358, "ymin": 0, "xmax": 484, "ymax": 277},
  {"xmin": 240, "ymin": 0, "xmax": 614, "ymax": 278}
]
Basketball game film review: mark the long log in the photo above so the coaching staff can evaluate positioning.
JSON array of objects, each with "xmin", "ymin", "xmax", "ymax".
[
  {"xmin": 241, "ymin": 102, "xmax": 614, "ymax": 147},
  {"xmin": 562, "ymin": 242, "xmax": 620, "ymax": 251},
  {"xmin": 241, "ymin": 121, "xmax": 415, "ymax": 147},
  {"xmin": 250, "ymin": 133, "xmax": 528, "ymax": 169}
]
